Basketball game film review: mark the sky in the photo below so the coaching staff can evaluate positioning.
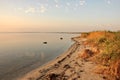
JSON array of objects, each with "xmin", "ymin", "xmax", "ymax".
[{"xmin": 0, "ymin": 0, "xmax": 120, "ymax": 32}]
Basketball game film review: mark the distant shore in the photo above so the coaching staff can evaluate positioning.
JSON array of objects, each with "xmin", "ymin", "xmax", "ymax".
[
  {"xmin": 0, "ymin": 32, "xmax": 81, "ymax": 34},
  {"xmin": 18, "ymin": 36, "xmax": 104, "ymax": 80}
]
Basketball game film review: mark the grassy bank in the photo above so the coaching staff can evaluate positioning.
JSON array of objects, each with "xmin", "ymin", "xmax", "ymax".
[{"xmin": 78, "ymin": 31, "xmax": 120, "ymax": 80}]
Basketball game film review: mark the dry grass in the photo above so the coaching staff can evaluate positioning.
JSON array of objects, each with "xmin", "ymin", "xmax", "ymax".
[{"xmin": 79, "ymin": 31, "xmax": 120, "ymax": 80}]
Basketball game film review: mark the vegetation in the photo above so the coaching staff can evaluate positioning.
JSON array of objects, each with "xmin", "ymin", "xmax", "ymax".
[{"xmin": 80, "ymin": 31, "xmax": 120, "ymax": 80}]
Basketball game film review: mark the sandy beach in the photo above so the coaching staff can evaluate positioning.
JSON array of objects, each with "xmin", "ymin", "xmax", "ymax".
[{"xmin": 18, "ymin": 38, "xmax": 104, "ymax": 80}]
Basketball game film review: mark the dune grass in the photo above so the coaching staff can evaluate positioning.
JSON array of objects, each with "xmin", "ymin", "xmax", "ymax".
[{"xmin": 80, "ymin": 31, "xmax": 120, "ymax": 79}]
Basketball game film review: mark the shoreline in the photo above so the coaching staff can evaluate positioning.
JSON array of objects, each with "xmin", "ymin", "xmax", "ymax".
[{"xmin": 18, "ymin": 38, "xmax": 104, "ymax": 80}]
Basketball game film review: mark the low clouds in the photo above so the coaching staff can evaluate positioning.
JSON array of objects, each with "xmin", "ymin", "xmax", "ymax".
[
  {"xmin": 25, "ymin": 7, "xmax": 36, "ymax": 13},
  {"xmin": 16, "ymin": 0, "xmax": 87, "ymax": 14},
  {"xmin": 79, "ymin": 0, "xmax": 86, "ymax": 6},
  {"xmin": 23, "ymin": 5, "xmax": 47, "ymax": 14},
  {"xmin": 54, "ymin": 0, "xmax": 59, "ymax": 3},
  {"xmin": 39, "ymin": 5, "xmax": 47, "ymax": 13},
  {"xmin": 15, "ymin": 0, "xmax": 88, "ymax": 15},
  {"xmin": 15, "ymin": 0, "xmax": 113, "ymax": 15},
  {"xmin": 105, "ymin": 0, "xmax": 112, "ymax": 5}
]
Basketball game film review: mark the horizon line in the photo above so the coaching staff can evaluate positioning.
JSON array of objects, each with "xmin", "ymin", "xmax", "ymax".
[{"xmin": 0, "ymin": 32, "xmax": 82, "ymax": 34}]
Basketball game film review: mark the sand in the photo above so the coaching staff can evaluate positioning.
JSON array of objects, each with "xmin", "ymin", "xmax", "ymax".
[{"xmin": 18, "ymin": 38, "xmax": 104, "ymax": 80}]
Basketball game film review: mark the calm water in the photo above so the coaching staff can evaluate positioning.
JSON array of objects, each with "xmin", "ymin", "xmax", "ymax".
[{"xmin": 0, "ymin": 33, "xmax": 78, "ymax": 80}]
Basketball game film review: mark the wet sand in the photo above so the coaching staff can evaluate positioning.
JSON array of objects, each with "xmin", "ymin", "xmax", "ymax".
[{"xmin": 18, "ymin": 38, "xmax": 104, "ymax": 80}]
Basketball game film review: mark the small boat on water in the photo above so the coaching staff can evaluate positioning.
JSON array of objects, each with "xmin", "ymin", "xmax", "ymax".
[{"xmin": 43, "ymin": 42, "xmax": 47, "ymax": 44}]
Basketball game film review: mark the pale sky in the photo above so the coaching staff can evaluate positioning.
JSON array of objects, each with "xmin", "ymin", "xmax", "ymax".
[{"xmin": 0, "ymin": 0, "xmax": 120, "ymax": 32}]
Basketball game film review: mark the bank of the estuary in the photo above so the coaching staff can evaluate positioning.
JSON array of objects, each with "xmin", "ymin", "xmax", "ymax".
[{"xmin": 18, "ymin": 32, "xmax": 108, "ymax": 80}]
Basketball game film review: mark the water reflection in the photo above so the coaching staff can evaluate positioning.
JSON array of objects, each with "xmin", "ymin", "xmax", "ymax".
[
  {"xmin": 0, "ymin": 33, "xmax": 79, "ymax": 80},
  {"xmin": 40, "ymin": 52, "xmax": 45, "ymax": 60},
  {"xmin": 24, "ymin": 52, "xmax": 36, "ymax": 58}
]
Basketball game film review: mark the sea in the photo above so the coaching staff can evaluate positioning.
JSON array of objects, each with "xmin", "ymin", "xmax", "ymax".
[{"xmin": 0, "ymin": 33, "xmax": 79, "ymax": 80}]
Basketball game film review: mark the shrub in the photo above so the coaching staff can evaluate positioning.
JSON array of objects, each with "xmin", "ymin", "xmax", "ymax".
[{"xmin": 80, "ymin": 31, "xmax": 120, "ymax": 79}]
